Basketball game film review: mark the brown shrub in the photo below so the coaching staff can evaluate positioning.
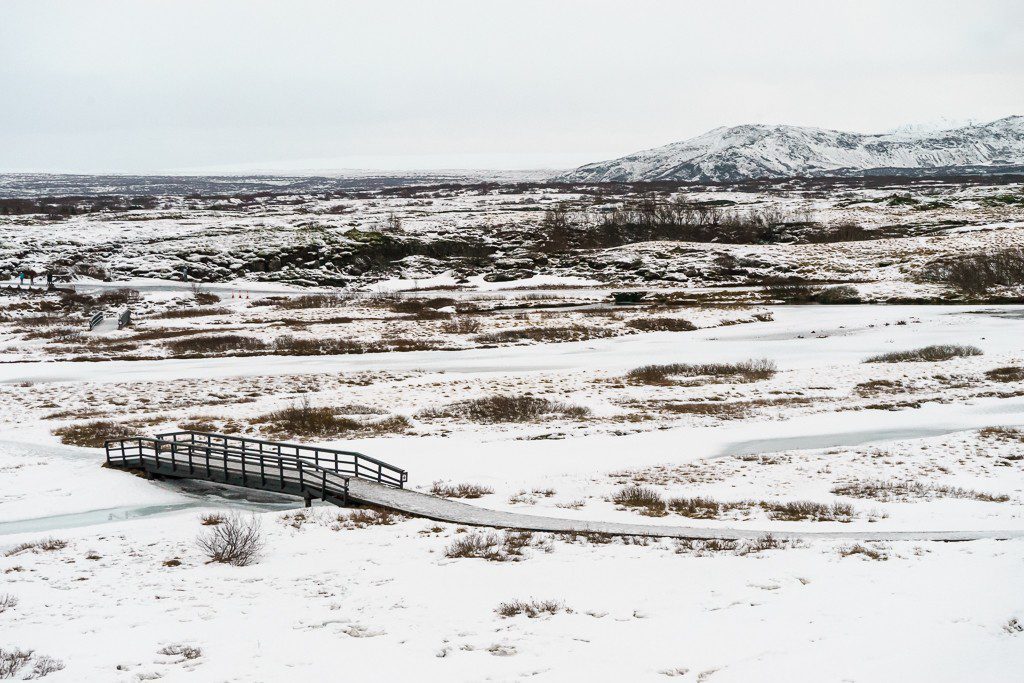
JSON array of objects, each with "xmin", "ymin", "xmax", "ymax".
[
  {"xmin": 864, "ymin": 345, "xmax": 982, "ymax": 363},
  {"xmin": 420, "ymin": 395, "xmax": 590, "ymax": 423},
  {"xmin": 166, "ymin": 334, "xmax": 269, "ymax": 356},
  {"xmin": 611, "ymin": 485, "xmax": 666, "ymax": 516},
  {"xmin": 625, "ymin": 317, "xmax": 697, "ymax": 332},
  {"xmin": 831, "ymin": 479, "xmax": 1009, "ymax": 502},
  {"xmin": 53, "ymin": 420, "xmax": 134, "ymax": 448},
  {"xmin": 152, "ymin": 306, "xmax": 231, "ymax": 319},
  {"xmin": 474, "ymin": 324, "xmax": 616, "ymax": 345},
  {"xmin": 986, "ymin": 366, "xmax": 1024, "ymax": 383},
  {"xmin": 761, "ymin": 500, "xmax": 855, "ymax": 522},
  {"xmin": 626, "ymin": 358, "xmax": 776, "ymax": 385},
  {"xmin": 256, "ymin": 401, "xmax": 410, "ymax": 439}
]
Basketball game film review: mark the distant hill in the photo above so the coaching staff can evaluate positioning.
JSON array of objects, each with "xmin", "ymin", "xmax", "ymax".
[{"xmin": 561, "ymin": 116, "xmax": 1024, "ymax": 182}]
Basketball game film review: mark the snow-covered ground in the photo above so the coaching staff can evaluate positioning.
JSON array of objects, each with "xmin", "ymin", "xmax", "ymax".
[{"xmin": 2, "ymin": 299, "xmax": 1023, "ymax": 681}]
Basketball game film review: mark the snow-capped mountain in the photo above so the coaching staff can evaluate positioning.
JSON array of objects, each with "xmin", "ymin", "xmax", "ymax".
[{"xmin": 563, "ymin": 116, "xmax": 1024, "ymax": 182}]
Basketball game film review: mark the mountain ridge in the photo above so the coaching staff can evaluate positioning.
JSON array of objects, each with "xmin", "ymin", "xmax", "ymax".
[{"xmin": 562, "ymin": 116, "xmax": 1024, "ymax": 182}]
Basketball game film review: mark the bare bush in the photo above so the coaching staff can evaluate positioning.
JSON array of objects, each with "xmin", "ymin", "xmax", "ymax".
[
  {"xmin": 166, "ymin": 334, "xmax": 269, "ymax": 356},
  {"xmin": 4, "ymin": 538, "xmax": 68, "ymax": 557},
  {"xmin": 439, "ymin": 316, "xmax": 482, "ymax": 334},
  {"xmin": 626, "ymin": 358, "xmax": 776, "ymax": 385},
  {"xmin": 336, "ymin": 506, "xmax": 403, "ymax": 529},
  {"xmin": 430, "ymin": 482, "xmax": 494, "ymax": 499},
  {"xmin": 923, "ymin": 248, "xmax": 1024, "ymax": 295},
  {"xmin": 276, "ymin": 293, "xmax": 350, "ymax": 309},
  {"xmin": 53, "ymin": 420, "xmax": 133, "ymax": 448},
  {"xmin": 864, "ymin": 345, "xmax": 982, "ymax": 363},
  {"xmin": 625, "ymin": 317, "xmax": 697, "ymax": 332},
  {"xmin": 158, "ymin": 644, "xmax": 203, "ymax": 660},
  {"xmin": 667, "ymin": 496, "xmax": 724, "ymax": 519},
  {"xmin": 152, "ymin": 306, "xmax": 231, "ymax": 319},
  {"xmin": 496, "ymin": 599, "xmax": 566, "ymax": 618},
  {"xmin": 256, "ymin": 400, "xmax": 410, "ymax": 438},
  {"xmin": 839, "ymin": 543, "xmax": 888, "ymax": 561},
  {"xmin": 762, "ymin": 500, "xmax": 855, "ymax": 522},
  {"xmin": 474, "ymin": 324, "xmax": 616, "ymax": 345},
  {"xmin": 444, "ymin": 530, "xmax": 541, "ymax": 562},
  {"xmin": 196, "ymin": 514, "xmax": 264, "ymax": 566},
  {"xmin": 986, "ymin": 366, "xmax": 1024, "ymax": 383},
  {"xmin": 831, "ymin": 479, "xmax": 1009, "ymax": 502},
  {"xmin": 611, "ymin": 485, "xmax": 667, "ymax": 516},
  {"xmin": 0, "ymin": 594, "xmax": 17, "ymax": 614},
  {"xmin": 0, "ymin": 648, "xmax": 32, "ymax": 679},
  {"xmin": 420, "ymin": 395, "xmax": 590, "ymax": 423},
  {"xmin": 28, "ymin": 655, "xmax": 65, "ymax": 678}
]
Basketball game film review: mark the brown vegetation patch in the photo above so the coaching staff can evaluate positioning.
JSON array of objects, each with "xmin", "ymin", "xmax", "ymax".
[
  {"xmin": 420, "ymin": 394, "xmax": 590, "ymax": 423},
  {"xmin": 626, "ymin": 358, "xmax": 776, "ymax": 385},
  {"xmin": 864, "ymin": 345, "xmax": 982, "ymax": 363}
]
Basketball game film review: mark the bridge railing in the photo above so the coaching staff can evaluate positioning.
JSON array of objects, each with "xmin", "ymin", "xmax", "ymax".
[
  {"xmin": 105, "ymin": 436, "xmax": 352, "ymax": 503},
  {"xmin": 154, "ymin": 431, "xmax": 408, "ymax": 488}
]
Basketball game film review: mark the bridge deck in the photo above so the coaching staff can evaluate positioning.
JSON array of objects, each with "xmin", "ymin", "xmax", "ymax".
[{"xmin": 105, "ymin": 432, "xmax": 1023, "ymax": 542}]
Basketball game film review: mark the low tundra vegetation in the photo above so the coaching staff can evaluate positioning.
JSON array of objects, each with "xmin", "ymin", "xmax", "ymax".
[
  {"xmin": 444, "ymin": 530, "xmax": 548, "ymax": 562},
  {"xmin": 831, "ymin": 479, "xmax": 1010, "ymax": 502},
  {"xmin": 626, "ymin": 358, "xmax": 776, "ymax": 385},
  {"xmin": 610, "ymin": 486, "xmax": 857, "ymax": 521},
  {"xmin": 864, "ymin": 344, "xmax": 982, "ymax": 363},
  {"xmin": 430, "ymin": 482, "xmax": 494, "ymax": 499},
  {"xmin": 0, "ymin": 648, "xmax": 64, "ymax": 679},
  {"xmin": 53, "ymin": 419, "xmax": 134, "ymax": 448},
  {"xmin": 254, "ymin": 400, "xmax": 411, "ymax": 439},
  {"xmin": 4, "ymin": 538, "xmax": 68, "ymax": 557},
  {"xmin": 420, "ymin": 394, "xmax": 590, "ymax": 423},
  {"xmin": 986, "ymin": 366, "xmax": 1024, "ymax": 383},
  {"xmin": 495, "ymin": 599, "xmax": 567, "ymax": 618}
]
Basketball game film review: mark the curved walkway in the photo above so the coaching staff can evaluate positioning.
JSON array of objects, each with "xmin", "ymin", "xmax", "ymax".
[{"xmin": 351, "ymin": 479, "xmax": 1024, "ymax": 542}]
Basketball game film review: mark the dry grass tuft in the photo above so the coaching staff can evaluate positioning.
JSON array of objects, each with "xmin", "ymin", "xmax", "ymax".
[
  {"xmin": 864, "ymin": 344, "xmax": 982, "ymax": 363},
  {"xmin": 761, "ymin": 500, "xmax": 855, "ymax": 522},
  {"xmin": 158, "ymin": 644, "xmax": 203, "ymax": 660},
  {"xmin": 444, "ymin": 530, "xmax": 543, "ymax": 562},
  {"xmin": 199, "ymin": 513, "xmax": 227, "ymax": 526},
  {"xmin": 336, "ymin": 506, "xmax": 404, "ymax": 529},
  {"xmin": 831, "ymin": 479, "xmax": 1009, "ymax": 502},
  {"xmin": 256, "ymin": 400, "xmax": 411, "ymax": 439},
  {"xmin": 430, "ymin": 482, "xmax": 494, "ymax": 499},
  {"xmin": 53, "ymin": 420, "xmax": 134, "ymax": 448},
  {"xmin": 839, "ymin": 543, "xmax": 889, "ymax": 561},
  {"xmin": 495, "ymin": 599, "xmax": 566, "ymax": 618},
  {"xmin": 4, "ymin": 538, "xmax": 68, "ymax": 557},
  {"xmin": 626, "ymin": 358, "xmax": 776, "ymax": 385},
  {"xmin": 420, "ymin": 394, "xmax": 590, "ymax": 423},
  {"xmin": 0, "ymin": 594, "xmax": 18, "ymax": 614}
]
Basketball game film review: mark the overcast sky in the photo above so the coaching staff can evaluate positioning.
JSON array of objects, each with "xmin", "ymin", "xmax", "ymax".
[{"xmin": 1, "ymin": 0, "xmax": 1022, "ymax": 174}]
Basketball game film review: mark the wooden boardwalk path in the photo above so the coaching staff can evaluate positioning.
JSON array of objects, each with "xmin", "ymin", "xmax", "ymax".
[{"xmin": 106, "ymin": 431, "xmax": 1024, "ymax": 542}]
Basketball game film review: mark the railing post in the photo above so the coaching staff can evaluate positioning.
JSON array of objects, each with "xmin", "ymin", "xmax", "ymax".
[
  {"xmin": 170, "ymin": 442, "xmax": 177, "ymax": 472},
  {"xmin": 154, "ymin": 441, "xmax": 161, "ymax": 469},
  {"xmin": 321, "ymin": 470, "xmax": 327, "ymax": 501},
  {"xmin": 186, "ymin": 442, "xmax": 194, "ymax": 475},
  {"xmin": 240, "ymin": 449, "xmax": 246, "ymax": 485},
  {"xmin": 298, "ymin": 461, "xmax": 304, "ymax": 490},
  {"xmin": 260, "ymin": 453, "xmax": 265, "ymax": 486},
  {"xmin": 278, "ymin": 457, "xmax": 285, "ymax": 490},
  {"xmin": 221, "ymin": 446, "xmax": 227, "ymax": 481},
  {"xmin": 205, "ymin": 446, "xmax": 211, "ymax": 475}
]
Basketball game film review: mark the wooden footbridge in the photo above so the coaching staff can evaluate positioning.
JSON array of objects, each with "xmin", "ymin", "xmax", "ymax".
[
  {"xmin": 105, "ymin": 431, "xmax": 1024, "ymax": 542},
  {"xmin": 105, "ymin": 431, "xmax": 407, "ymax": 508}
]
